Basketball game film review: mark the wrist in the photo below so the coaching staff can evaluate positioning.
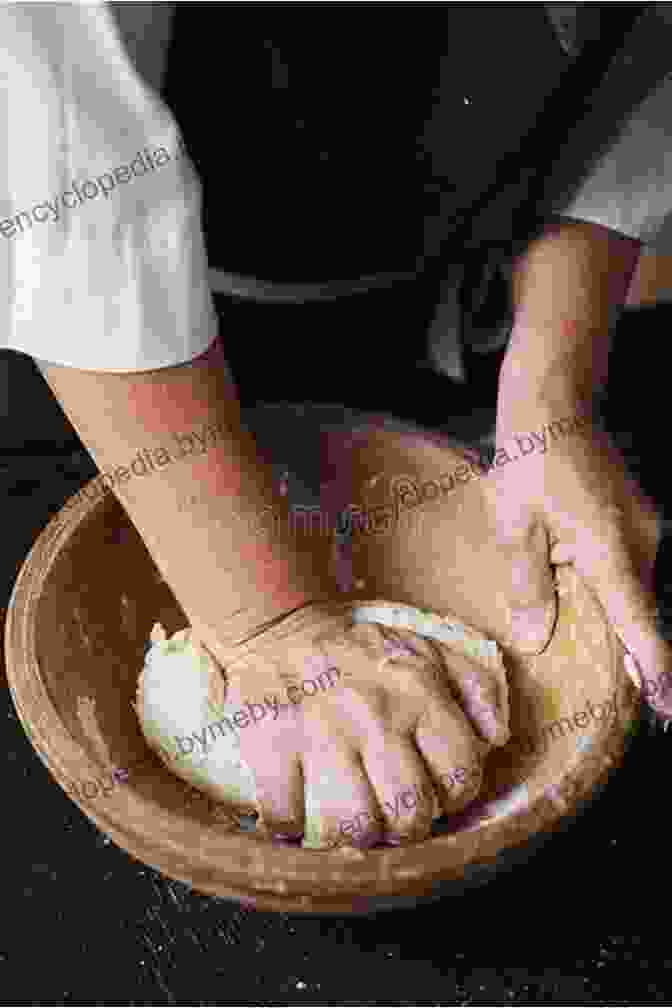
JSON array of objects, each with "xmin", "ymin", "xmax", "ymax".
[
  {"xmin": 184, "ymin": 500, "xmax": 340, "ymax": 662},
  {"xmin": 498, "ymin": 318, "xmax": 607, "ymax": 432},
  {"xmin": 501, "ymin": 217, "xmax": 640, "ymax": 427},
  {"xmin": 196, "ymin": 598, "xmax": 354, "ymax": 669},
  {"xmin": 180, "ymin": 529, "xmax": 336, "ymax": 663},
  {"xmin": 496, "ymin": 360, "xmax": 598, "ymax": 450}
]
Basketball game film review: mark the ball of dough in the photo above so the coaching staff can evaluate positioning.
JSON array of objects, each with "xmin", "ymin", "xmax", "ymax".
[{"xmin": 135, "ymin": 623, "xmax": 259, "ymax": 813}]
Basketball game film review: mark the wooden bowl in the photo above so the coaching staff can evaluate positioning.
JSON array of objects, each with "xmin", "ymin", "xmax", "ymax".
[{"xmin": 4, "ymin": 412, "xmax": 639, "ymax": 914}]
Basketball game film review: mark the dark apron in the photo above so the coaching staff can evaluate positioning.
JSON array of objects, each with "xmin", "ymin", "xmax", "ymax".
[
  {"xmin": 161, "ymin": 6, "xmax": 667, "ymax": 421},
  {"xmin": 164, "ymin": 4, "xmax": 569, "ymax": 285}
]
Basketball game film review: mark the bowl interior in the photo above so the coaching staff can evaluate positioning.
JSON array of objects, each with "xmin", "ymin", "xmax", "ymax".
[{"xmin": 5, "ymin": 411, "xmax": 637, "ymax": 912}]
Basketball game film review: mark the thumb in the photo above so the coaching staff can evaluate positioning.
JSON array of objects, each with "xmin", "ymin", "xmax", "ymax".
[
  {"xmin": 551, "ymin": 519, "xmax": 672, "ymax": 718},
  {"xmin": 495, "ymin": 516, "xmax": 558, "ymax": 656}
]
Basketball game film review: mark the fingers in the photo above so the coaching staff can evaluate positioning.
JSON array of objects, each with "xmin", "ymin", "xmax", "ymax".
[
  {"xmin": 300, "ymin": 747, "xmax": 383, "ymax": 849},
  {"xmin": 553, "ymin": 514, "xmax": 672, "ymax": 717},
  {"xmin": 415, "ymin": 697, "xmax": 486, "ymax": 815},
  {"xmin": 307, "ymin": 623, "xmax": 498, "ymax": 846},
  {"xmin": 247, "ymin": 742, "xmax": 306, "ymax": 839},
  {"xmin": 360, "ymin": 736, "xmax": 436, "ymax": 843},
  {"xmin": 429, "ymin": 642, "xmax": 511, "ymax": 747}
]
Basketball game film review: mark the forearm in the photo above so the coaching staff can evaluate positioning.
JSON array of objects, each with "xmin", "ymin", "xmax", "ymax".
[
  {"xmin": 40, "ymin": 339, "xmax": 334, "ymax": 652},
  {"xmin": 499, "ymin": 217, "xmax": 641, "ymax": 427}
]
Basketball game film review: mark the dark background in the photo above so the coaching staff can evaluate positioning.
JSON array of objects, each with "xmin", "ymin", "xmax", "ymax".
[{"xmin": 3, "ymin": 4, "xmax": 672, "ymax": 1004}]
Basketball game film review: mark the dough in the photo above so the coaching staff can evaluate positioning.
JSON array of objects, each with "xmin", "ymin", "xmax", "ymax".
[
  {"xmin": 135, "ymin": 624, "xmax": 258, "ymax": 811},
  {"xmin": 134, "ymin": 603, "xmax": 504, "ymax": 837}
]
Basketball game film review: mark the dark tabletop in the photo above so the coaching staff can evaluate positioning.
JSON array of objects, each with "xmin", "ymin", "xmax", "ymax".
[{"xmin": 3, "ymin": 304, "xmax": 672, "ymax": 1006}]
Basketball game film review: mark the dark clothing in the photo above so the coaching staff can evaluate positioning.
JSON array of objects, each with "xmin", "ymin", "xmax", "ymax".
[{"xmin": 163, "ymin": 5, "xmax": 672, "ymax": 424}]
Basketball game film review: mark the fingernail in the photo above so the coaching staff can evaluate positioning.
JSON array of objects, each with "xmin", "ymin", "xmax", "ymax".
[
  {"xmin": 271, "ymin": 833, "xmax": 302, "ymax": 846},
  {"xmin": 624, "ymin": 649, "xmax": 672, "ymax": 715},
  {"xmin": 646, "ymin": 676, "xmax": 672, "ymax": 717},
  {"xmin": 510, "ymin": 601, "xmax": 557, "ymax": 655},
  {"xmin": 383, "ymin": 832, "xmax": 404, "ymax": 846}
]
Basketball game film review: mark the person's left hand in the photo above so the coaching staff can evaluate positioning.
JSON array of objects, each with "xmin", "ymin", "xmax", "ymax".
[{"xmin": 484, "ymin": 396, "xmax": 672, "ymax": 717}]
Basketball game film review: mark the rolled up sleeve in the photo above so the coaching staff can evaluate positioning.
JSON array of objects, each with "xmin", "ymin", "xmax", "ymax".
[
  {"xmin": 554, "ymin": 5, "xmax": 672, "ymax": 254},
  {"xmin": 561, "ymin": 71, "xmax": 672, "ymax": 252},
  {"xmin": 0, "ymin": 1, "xmax": 217, "ymax": 372}
]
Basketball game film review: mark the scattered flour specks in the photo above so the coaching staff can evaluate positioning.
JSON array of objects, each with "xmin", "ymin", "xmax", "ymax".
[{"xmin": 482, "ymin": 783, "xmax": 529, "ymax": 819}]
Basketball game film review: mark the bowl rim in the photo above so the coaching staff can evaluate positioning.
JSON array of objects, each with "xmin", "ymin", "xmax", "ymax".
[{"xmin": 4, "ymin": 447, "xmax": 637, "ymax": 914}]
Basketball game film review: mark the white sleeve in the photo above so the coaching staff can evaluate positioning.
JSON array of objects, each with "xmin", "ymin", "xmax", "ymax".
[
  {"xmin": 560, "ymin": 70, "xmax": 672, "ymax": 254},
  {"xmin": 0, "ymin": 1, "xmax": 217, "ymax": 372},
  {"xmin": 554, "ymin": 5, "xmax": 672, "ymax": 255}
]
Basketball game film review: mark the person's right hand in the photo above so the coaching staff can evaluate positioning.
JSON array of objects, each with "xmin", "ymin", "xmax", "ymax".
[{"xmin": 199, "ymin": 600, "xmax": 511, "ymax": 848}]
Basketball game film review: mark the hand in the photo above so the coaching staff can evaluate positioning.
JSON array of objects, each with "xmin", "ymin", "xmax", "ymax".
[
  {"xmin": 485, "ymin": 398, "xmax": 672, "ymax": 716},
  {"xmin": 199, "ymin": 600, "xmax": 511, "ymax": 848}
]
